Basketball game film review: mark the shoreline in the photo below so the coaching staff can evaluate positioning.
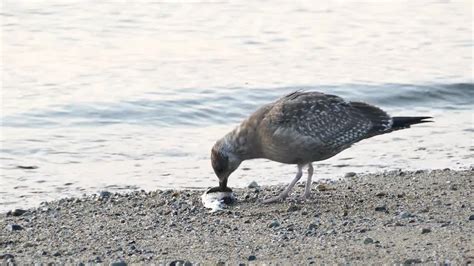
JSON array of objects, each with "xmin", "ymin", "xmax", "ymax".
[{"xmin": 1, "ymin": 169, "xmax": 473, "ymax": 264}]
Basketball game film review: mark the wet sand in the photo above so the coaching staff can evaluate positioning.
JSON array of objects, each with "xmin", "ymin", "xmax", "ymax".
[{"xmin": 1, "ymin": 169, "xmax": 473, "ymax": 264}]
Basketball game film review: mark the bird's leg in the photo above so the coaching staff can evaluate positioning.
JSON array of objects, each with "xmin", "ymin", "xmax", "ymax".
[
  {"xmin": 302, "ymin": 163, "xmax": 313, "ymax": 200},
  {"xmin": 263, "ymin": 165, "xmax": 303, "ymax": 204}
]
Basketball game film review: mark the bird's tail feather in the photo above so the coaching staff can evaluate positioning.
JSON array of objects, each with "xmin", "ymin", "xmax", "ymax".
[{"xmin": 391, "ymin": 116, "xmax": 433, "ymax": 130}]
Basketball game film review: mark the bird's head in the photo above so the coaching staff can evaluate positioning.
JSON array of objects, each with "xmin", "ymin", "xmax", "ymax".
[{"xmin": 211, "ymin": 139, "xmax": 242, "ymax": 190}]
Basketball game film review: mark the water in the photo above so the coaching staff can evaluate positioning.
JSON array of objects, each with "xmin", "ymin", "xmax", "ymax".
[{"xmin": 1, "ymin": 1, "xmax": 473, "ymax": 211}]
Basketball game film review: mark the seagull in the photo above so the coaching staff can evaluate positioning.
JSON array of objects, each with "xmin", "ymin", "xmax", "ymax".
[{"xmin": 210, "ymin": 91, "xmax": 431, "ymax": 203}]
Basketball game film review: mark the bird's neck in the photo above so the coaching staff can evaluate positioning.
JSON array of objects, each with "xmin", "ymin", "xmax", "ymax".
[{"xmin": 223, "ymin": 119, "xmax": 262, "ymax": 161}]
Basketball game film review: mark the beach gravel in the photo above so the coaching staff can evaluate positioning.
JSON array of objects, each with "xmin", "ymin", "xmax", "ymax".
[{"xmin": 1, "ymin": 169, "xmax": 473, "ymax": 264}]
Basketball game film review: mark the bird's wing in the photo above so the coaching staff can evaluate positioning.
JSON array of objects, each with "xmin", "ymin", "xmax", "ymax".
[{"xmin": 263, "ymin": 92, "xmax": 391, "ymax": 150}]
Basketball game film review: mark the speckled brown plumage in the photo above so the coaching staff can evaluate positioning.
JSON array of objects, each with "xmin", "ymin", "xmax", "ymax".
[{"xmin": 210, "ymin": 91, "xmax": 432, "ymax": 203}]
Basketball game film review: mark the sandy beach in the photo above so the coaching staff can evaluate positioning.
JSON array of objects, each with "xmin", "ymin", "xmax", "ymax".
[{"xmin": 1, "ymin": 168, "xmax": 473, "ymax": 264}]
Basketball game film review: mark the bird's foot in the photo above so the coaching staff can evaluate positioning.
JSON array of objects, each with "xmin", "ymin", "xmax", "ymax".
[
  {"xmin": 262, "ymin": 194, "xmax": 288, "ymax": 204},
  {"xmin": 301, "ymin": 192, "xmax": 312, "ymax": 200}
]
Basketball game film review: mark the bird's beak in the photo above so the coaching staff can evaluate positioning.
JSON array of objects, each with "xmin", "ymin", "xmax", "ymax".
[{"xmin": 218, "ymin": 173, "xmax": 230, "ymax": 190}]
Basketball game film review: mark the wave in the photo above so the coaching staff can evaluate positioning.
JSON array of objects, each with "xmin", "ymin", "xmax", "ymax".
[{"xmin": 2, "ymin": 83, "xmax": 473, "ymax": 128}]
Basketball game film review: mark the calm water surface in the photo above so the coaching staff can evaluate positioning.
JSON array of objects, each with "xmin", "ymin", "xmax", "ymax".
[{"xmin": 1, "ymin": 1, "xmax": 473, "ymax": 211}]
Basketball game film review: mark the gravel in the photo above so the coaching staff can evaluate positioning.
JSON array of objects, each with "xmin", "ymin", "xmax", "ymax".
[{"xmin": 1, "ymin": 169, "xmax": 473, "ymax": 264}]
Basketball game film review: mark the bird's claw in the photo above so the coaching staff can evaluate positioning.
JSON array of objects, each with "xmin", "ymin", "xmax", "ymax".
[{"xmin": 262, "ymin": 194, "xmax": 288, "ymax": 204}]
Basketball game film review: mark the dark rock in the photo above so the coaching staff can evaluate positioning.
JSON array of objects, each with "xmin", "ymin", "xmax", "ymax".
[
  {"xmin": 169, "ymin": 260, "xmax": 185, "ymax": 266},
  {"xmin": 404, "ymin": 258, "xmax": 422, "ymax": 264},
  {"xmin": 247, "ymin": 181, "xmax": 260, "ymax": 189},
  {"xmin": 52, "ymin": 251, "xmax": 61, "ymax": 257},
  {"xmin": 344, "ymin": 172, "xmax": 356, "ymax": 178},
  {"xmin": 469, "ymin": 215, "xmax": 474, "ymax": 221},
  {"xmin": 375, "ymin": 205, "xmax": 387, "ymax": 212},
  {"xmin": 99, "ymin": 191, "xmax": 112, "ymax": 198},
  {"xmin": 375, "ymin": 192, "xmax": 387, "ymax": 197},
  {"xmin": 287, "ymin": 205, "xmax": 300, "ymax": 212},
  {"xmin": 268, "ymin": 220, "xmax": 280, "ymax": 228},
  {"xmin": 248, "ymin": 255, "xmax": 257, "ymax": 261},
  {"xmin": 421, "ymin": 228, "xmax": 431, "ymax": 234},
  {"xmin": 7, "ymin": 209, "xmax": 27, "ymax": 217},
  {"xmin": 363, "ymin": 237, "xmax": 374, "ymax": 244},
  {"xmin": 6, "ymin": 224, "xmax": 23, "ymax": 231},
  {"xmin": 0, "ymin": 254, "xmax": 14, "ymax": 260},
  {"xmin": 399, "ymin": 211, "xmax": 414, "ymax": 219},
  {"xmin": 308, "ymin": 223, "xmax": 318, "ymax": 231},
  {"xmin": 17, "ymin": 165, "xmax": 38, "ymax": 170}
]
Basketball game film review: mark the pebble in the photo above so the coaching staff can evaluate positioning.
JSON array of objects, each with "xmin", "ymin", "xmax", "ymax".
[
  {"xmin": 307, "ymin": 223, "xmax": 318, "ymax": 231},
  {"xmin": 99, "ymin": 191, "xmax": 112, "ymax": 198},
  {"xmin": 344, "ymin": 172, "xmax": 356, "ymax": 178},
  {"xmin": 399, "ymin": 211, "xmax": 414, "ymax": 219},
  {"xmin": 247, "ymin": 181, "xmax": 260, "ymax": 189},
  {"xmin": 286, "ymin": 205, "xmax": 300, "ymax": 212},
  {"xmin": 404, "ymin": 258, "xmax": 422, "ymax": 264},
  {"xmin": 268, "ymin": 220, "xmax": 280, "ymax": 228},
  {"xmin": 7, "ymin": 209, "xmax": 27, "ymax": 217},
  {"xmin": 6, "ymin": 224, "xmax": 23, "ymax": 231},
  {"xmin": 0, "ymin": 254, "xmax": 14, "ymax": 260},
  {"xmin": 375, "ymin": 205, "xmax": 388, "ymax": 212},
  {"xmin": 363, "ymin": 237, "xmax": 374, "ymax": 244},
  {"xmin": 421, "ymin": 228, "xmax": 431, "ymax": 234},
  {"xmin": 169, "ymin": 260, "xmax": 188, "ymax": 266},
  {"xmin": 248, "ymin": 255, "xmax": 257, "ymax": 261},
  {"xmin": 469, "ymin": 215, "xmax": 474, "ymax": 221},
  {"xmin": 16, "ymin": 165, "xmax": 38, "ymax": 170},
  {"xmin": 23, "ymin": 242, "xmax": 35, "ymax": 248}
]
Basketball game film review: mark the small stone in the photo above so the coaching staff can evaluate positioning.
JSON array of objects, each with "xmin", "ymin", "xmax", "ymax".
[
  {"xmin": 404, "ymin": 258, "xmax": 422, "ymax": 264},
  {"xmin": 17, "ymin": 165, "xmax": 38, "ymax": 170},
  {"xmin": 248, "ymin": 255, "xmax": 257, "ymax": 261},
  {"xmin": 0, "ymin": 254, "xmax": 14, "ymax": 260},
  {"xmin": 418, "ymin": 207, "xmax": 429, "ymax": 213},
  {"xmin": 6, "ymin": 224, "xmax": 23, "ymax": 231},
  {"xmin": 469, "ymin": 215, "xmax": 474, "ymax": 221},
  {"xmin": 286, "ymin": 205, "xmax": 300, "ymax": 212},
  {"xmin": 247, "ymin": 181, "xmax": 260, "ymax": 189},
  {"xmin": 363, "ymin": 237, "xmax": 374, "ymax": 244},
  {"xmin": 23, "ymin": 242, "xmax": 35, "ymax": 248},
  {"xmin": 169, "ymin": 260, "xmax": 185, "ymax": 266},
  {"xmin": 421, "ymin": 228, "xmax": 431, "ymax": 234},
  {"xmin": 307, "ymin": 223, "xmax": 318, "ymax": 231},
  {"xmin": 52, "ymin": 251, "xmax": 61, "ymax": 257},
  {"xmin": 99, "ymin": 191, "xmax": 111, "ymax": 198},
  {"xmin": 375, "ymin": 205, "xmax": 387, "ymax": 212},
  {"xmin": 317, "ymin": 184, "xmax": 335, "ymax": 191},
  {"xmin": 344, "ymin": 172, "xmax": 356, "ymax": 178},
  {"xmin": 268, "ymin": 220, "xmax": 280, "ymax": 228},
  {"xmin": 399, "ymin": 211, "xmax": 413, "ymax": 219},
  {"xmin": 7, "ymin": 209, "xmax": 27, "ymax": 217},
  {"xmin": 375, "ymin": 192, "xmax": 387, "ymax": 197}
]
